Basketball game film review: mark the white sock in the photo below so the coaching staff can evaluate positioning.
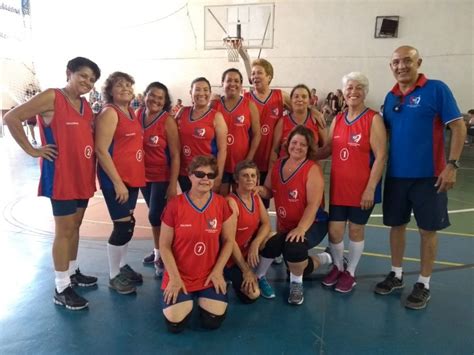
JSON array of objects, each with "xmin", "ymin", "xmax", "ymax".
[
  {"xmin": 346, "ymin": 240, "xmax": 365, "ymax": 276},
  {"xmin": 330, "ymin": 241, "xmax": 344, "ymax": 271},
  {"xmin": 154, "ymin": 248, "xmax": 160, "ymax": 262},
  {"xmin": 55, "ymin": 270, "xmax": 71, "ymax": 293},
  {"xmin": 417, "ymin": 275, "xmax": 431, "ymax": 289},
  {"xmin": 68, "ymin": 260, "xmax": 78, "ymax": 276},
  {"xmin": 119, "ymin": 243, "xmax": 129, "ymax": 268},
  {"xmin": 316, "ymin": 252, "xmax": 332, "ymax": 266},
  {"xmin": 391, "ymin": 266, "xmax": 403, "ymax": 279},
  {"xmin": 108, "ymin": 243, "xmax": 123, "ymax": 279},
  {"xmin": 255, "ymin": 257, "xmax": 274, "ymax": 279},
  {"xmin": 290, "ymin": 273, "xmax": 303, "ymax": 284}
]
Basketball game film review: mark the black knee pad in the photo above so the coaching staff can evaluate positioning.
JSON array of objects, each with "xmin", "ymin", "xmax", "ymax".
[
  {"xmin": 199, "ymin": 306, "xmax": 226, "ymax": 330},
  {"xmin": 260, "ymin": 232, "xmax": 286, "ymax": 259},
  {"xmin": 282, "ymin": 240, "xmax": 308, "ymax": 263},
  {"xmin": 303, "ymin": 256, "xmax": 315, "ymax": 277},
  {"xmin": 164, "ymin": 312, "xmax": 191, "ymax": 334},
  {"xmin": 108, "ymin": 218, "xmax": 134, "ymax": 246}
]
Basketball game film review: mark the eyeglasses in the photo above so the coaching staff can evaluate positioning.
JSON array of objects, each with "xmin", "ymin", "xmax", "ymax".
[{"xmin": 192, "ymin": 170, "xmax": 217, "ymax": 179}]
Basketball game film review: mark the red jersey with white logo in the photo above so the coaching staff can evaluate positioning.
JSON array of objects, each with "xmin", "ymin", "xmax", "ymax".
[
  {"xmin": 330, "ymin": 108, "xmax": 381, "ymax": 206},
  {"xmin": 161, "ymin": 192, "xmax": 232, "ymax": 292},
  {"xmin": 97, "ymin": 104, "xmax": 145, "ymax": 188},
  {"xmin": 38, "ymin": 89, "xmax": 96, "ymax": 199},
  {"xmin": 271, "ymin": 158, "xmax": 315, "ymax": 232},
  {"xmin": 212, "ymin": 96, "xmax": 252, "ymax": 174},
  {"xmin": 245, "ymin": 89, "xmax": 284, "ymax": 172},
  {"xmin": 226, "ymin": 192, "xmax": 261, "ymax": 267},
  {"xmin": 138, "ymin": 107, "xmax": 171, "ymax": 182},
  {"xmin": 279, "ymin": 112, "xmax": 320, "ymax": 157},
  {"xmin": 176, "ymin": 106, "xmax": 218, "ymax": 176}
]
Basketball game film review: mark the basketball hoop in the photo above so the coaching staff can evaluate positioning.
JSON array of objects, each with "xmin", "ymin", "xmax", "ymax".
[{"xmin": 223, "ymin": 36, "xmax": 242, "ymax": 62}]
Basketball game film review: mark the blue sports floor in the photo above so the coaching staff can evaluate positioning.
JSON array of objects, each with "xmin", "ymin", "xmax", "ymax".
[{"xmin": 0, "ymin": 130, "xmax": 473, "ymax": 354}]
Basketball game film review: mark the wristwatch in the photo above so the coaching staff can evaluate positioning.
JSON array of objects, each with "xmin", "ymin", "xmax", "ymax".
[{"xmin": 447, "ymin": 159, "xmax": 461, "ymax": 169}]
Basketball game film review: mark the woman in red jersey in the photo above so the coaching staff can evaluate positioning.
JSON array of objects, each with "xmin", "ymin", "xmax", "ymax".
[
  {"xmin": 318, "ymin": 72, "xmax": 386, "ymax": 293},
  {"xmin": 160, "ymin": 155, "xmax": 235, "ymax": 333},
  {"xmin": 137, "ymin": 82, "xmax": 180, "ymax": 277},
  {"xmin": 4, "ymin": 57, "xmax": 101, "ymax": 311},
  {"xmin": 255, "ymin": 125, "xmax": 331, "ymax": 304},
  {"xmin": 211, "ymin": 68, "xmax": 261, "ymax": 196},
  {"xmin": 95, "ymin": 72, "xmax": 146, "ymax": 295},
  {"xmin": 224, "ymin": 160, "xmax": 271, "ymax": 303},
  {"xmin": 175, "ymin": 77, "xmax": 227, "ymax": 193},
  {"xmin": 269, "ymin": 84, "xmax": 327, "ymax": 169}
]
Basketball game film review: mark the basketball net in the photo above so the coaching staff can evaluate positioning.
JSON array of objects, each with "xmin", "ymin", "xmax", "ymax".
[{"xmin": 223, "ymin": 37, "xmax": 242, "ymax": 63}]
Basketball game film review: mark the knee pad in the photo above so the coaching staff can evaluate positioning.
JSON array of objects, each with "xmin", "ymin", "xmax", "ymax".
[
  {"xmin": 199, "ymin": 306, "xmax": 226, "ymax": 330},
  {"xmin": 260, "ymin": 232, "xmax": 285, "ymax": 259},
  {"xmin": 282, "ymin": 240, "xmax": 308, "ymax": 263},
  {"xmin": 164, "ymin": 312, "xmax": 191, "ymax": 334},
  {"xmin": 303, "ymin": 256, "xmax": 315, "ymax": 277},
  {"xmin": 108, "ymin": 217, "xmax": 134, "ymax": 246}
]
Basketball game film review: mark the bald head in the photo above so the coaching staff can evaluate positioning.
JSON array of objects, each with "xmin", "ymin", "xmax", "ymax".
[
  {"xmin": 390, "ymin": 45, "xmax": 422, "ymax": 88},
  {"xmin": 393, "ymin": 45, "xmax": 420, "ymax": 60}
]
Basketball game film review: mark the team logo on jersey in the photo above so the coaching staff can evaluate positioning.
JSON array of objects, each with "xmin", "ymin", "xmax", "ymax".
[
  {"xmin": 407, "ymin": 95, "xmax": 421, "ymax": 107},
  {"xmin": 84, "ymin": 145, "xmax": 93, "ymax": 159},
  {"xmin": 288, "ymin": 189, "xmax": 298, "ymax": 200},
  {"xmin": 194, "ymin": 128, "xmax": 206, "ymax": 138},
  {"xmin": 194, "ymin": 242, "xmax": 206, "ymax": 256},
  {"xmin": 234, "ymin": 115, "xmax": 245, "ymax": 125},
  {"xmin": 340, "ymin": 148, "xmax": 349, "ymax": 161},
  {"xmin": 261, "ymin": 124, "xmax": 270, "ymax": 135},
  {"xmin": 205, "ymin": 217, "xmax": 219, "ymax": 233},
  {"xmin": 227, "ymin": 134, "xmax": 235, "ymax": 145},
  {"xmin": 183, "ymin": 145, "xmax": 191, "ymax": 157},
  {"xmin": 350, "ymin": 134, "xmax": 362, "ymax": 143},
  {"xmin": 136, "ymin": 149, "xmax": 143, "ymax": 161},
  {"xmin": 272, "ymin": 108, "xmax": 279, "ymax": 117},
  {"xmin": 277, "ymin": 206, "xmax": 287, "ymax": 218},
  {"xmin": 149, "ymin": 135, "xmax": 159, "ymax": 145}
]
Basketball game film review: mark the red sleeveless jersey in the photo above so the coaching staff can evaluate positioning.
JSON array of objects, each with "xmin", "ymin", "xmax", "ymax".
[
  {"xmin": 161, "ymin": 192, "xmax": 232, "ymax": 292},
  {"xmin": 138, "ymin": 107, "xmax": 171, "ymax": 182},
  {"xmin": 271, "ymin": 158, "xmax": 316, "ymax": 232},
  {"xmin": 97, "ymin": 104, "xmax": 145, "ymax": 188},
  {"xmin": 38, "ymin": 89, "xmax": 96, "ymax": 200},
  {"xmin": 176, "ymin": 106, "xmax": 218, "ymax": 176},
  {"xmin": 212, "ymin": 96, "xmax": 252, "ymax": 174},
  {"xmin": 279, "ymin": 112, "xmax": 320, "ymax": 157},
  {"xmin": 245, "ymin": 89, "xmax": 284, "ymax": 172},
  {"xmin": 330, "ymin": 108, "xmax": 381, "ymax": 206},
  {"xmin": 226, "ymin": 192, "xmax": 261, "ymax": 267}
]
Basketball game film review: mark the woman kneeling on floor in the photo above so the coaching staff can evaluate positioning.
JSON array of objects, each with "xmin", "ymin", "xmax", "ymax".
[{"xmin": 159, "ymin": 155, "xmax": 235, "ymax": 333}]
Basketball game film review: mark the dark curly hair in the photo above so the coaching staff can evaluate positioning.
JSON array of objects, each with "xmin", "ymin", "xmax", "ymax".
[{"xmin": 102, "ymin": 71, "xmax": 135, "ymax": 104}]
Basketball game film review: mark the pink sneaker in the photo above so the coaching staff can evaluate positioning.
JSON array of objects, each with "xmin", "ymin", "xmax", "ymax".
[
  {"xmin": 322, "ymin": 265, "xmax": 342, "ymax": 287},
  {"xmin": 334, "ymin": 271, "xmax": 356, "ymax": 293}
]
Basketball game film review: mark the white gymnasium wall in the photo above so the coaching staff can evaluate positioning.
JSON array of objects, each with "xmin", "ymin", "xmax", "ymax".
[{"xmin": 31, "ymin": 0, "xmax": 473, "ymax": 111}]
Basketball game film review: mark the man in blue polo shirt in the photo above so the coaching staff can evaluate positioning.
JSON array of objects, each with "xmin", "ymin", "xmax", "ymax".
[{"xmin": 374, "ymin": 45, "xmax": 466, "ymax": 310}]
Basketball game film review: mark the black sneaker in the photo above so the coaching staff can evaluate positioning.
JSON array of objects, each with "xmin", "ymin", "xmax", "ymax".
[
  {"xmin": 405, "ymin": 283, "xmax": 431, "ymax": 310},
  {"xmin": 70, "ymin": 268, "xmax": 98, "ymax": 287},
  {"xmin": 120, "ymin": 264, "xmax": 143, "ymax": 284},
  {"xmin": 143, "ymin": 251, "xmax": 155, "ymax": 265},
  {"xmin": 54, "ymin": 286, "xmax": 89, "ymax": 310},
  {"xmin": 374, "ymin": 271, "xmax": 404, "ymax": 295}
]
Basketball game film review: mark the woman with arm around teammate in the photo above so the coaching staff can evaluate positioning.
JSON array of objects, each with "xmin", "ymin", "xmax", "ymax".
[
  {"xmin": 159, "ymin": 155, "xmax": 235, "ymax": 333},
  {"xmin": 319, "ymin": 72, "xmax": 387, "ymax": 292},
  {"xmin": 95, "ymin": 72, "xmax": 146, "ymax": 295},
  {"xmin": 4, "ymin": 57, "xmax": 101, "ymax": 310},
  {"xmin": 224, "ymin": 160, "xmax": 271, "ymax": 303},
  {"xmin": 175, "ymin": 77, "xmax": 227, "ymax": 193}
]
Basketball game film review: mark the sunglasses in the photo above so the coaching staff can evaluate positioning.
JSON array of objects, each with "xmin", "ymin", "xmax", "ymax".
[{"xmin": 193, "ymin": 170, "xmax": 217, "ymax": 179}]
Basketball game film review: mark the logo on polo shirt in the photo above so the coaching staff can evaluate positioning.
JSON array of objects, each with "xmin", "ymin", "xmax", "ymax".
[{"xmin": 407, "ymin": 95, "xmax": 421, "ymax": 108}]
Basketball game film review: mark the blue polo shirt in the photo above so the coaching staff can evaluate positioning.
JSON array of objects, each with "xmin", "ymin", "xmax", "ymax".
[{"xmin": 383, "ymin": 74, "xmax": 461, "ymax": 178}]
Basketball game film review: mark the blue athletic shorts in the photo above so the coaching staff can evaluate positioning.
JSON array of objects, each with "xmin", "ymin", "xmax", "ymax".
[
  {"xmin": 102, "ymin": 187, "xmax": 139, "ymax": 220},
  {"xmin": 140, "ymin": 182, "xmax": 169, "ymax": 227},
  {"xmin": 329, "ymin": 204, "xmax": 375, "ymax": 225},
  {"xmin": 161, "ymin": 286, "xmax": 228, "ymax": 309},
  {"xmin": 178, "ymin": 175, "xmax": 191, "ymax": 193},
  {"xmin": 382, "ymin": 177, "xmax": 450, "ymax": 231},
  {"xmin": 50, "ymin": 199, "xmax": 89, "ymax": 217}
]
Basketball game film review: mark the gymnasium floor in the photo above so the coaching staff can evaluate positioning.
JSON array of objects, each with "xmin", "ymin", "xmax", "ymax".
[{"xmin": 0, "ymin": 130, "xmax": 472, "ymax": 355}]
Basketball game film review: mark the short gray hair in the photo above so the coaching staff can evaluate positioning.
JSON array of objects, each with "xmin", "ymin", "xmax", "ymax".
[{"xmin": 342, "ymin": 72, "xmax": 369, "ymax": 95}]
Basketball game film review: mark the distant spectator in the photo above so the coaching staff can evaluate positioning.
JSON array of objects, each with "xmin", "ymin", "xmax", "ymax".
[
  {"xmin": 130, "ymin": 93, "xmax": 144, "ymax": 110},
  {"xmin": 466, "ymin": 109, "xmax": 474, "ymax": 145},
  {"xmin": 310, "ymin": 88, "xmax": 319, "ymax": 108},
  {"xmin": 170, "ymin": 98, "xmax": 183, "ymax": 116}
]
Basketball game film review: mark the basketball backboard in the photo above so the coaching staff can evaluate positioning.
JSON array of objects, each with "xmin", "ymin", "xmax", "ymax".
[{"xmin": 204, "ymin": 3, "xmax": 274, "ymax": 50}]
